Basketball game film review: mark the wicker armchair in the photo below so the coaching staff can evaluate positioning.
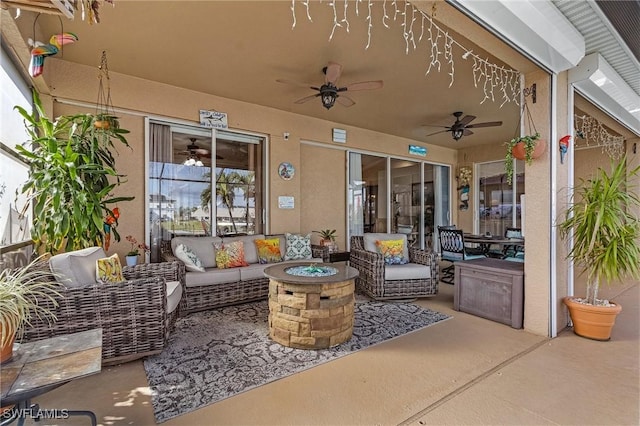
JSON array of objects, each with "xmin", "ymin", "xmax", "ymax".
[
  {"xmin": 19, "ymin": 260, "xmax": 185, "ymax": 366},
  {"xmin": 350, "ymin": 235, "xmax": 439, "ymax": 300}
]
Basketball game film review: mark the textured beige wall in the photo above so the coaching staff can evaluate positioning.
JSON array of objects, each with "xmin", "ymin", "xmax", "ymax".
[{"xmin": 45, "ymin": 59, "xmax": 456, "ymax": 260}]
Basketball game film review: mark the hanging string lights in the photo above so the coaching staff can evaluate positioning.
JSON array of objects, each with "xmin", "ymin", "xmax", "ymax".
[
  {"xmin": 290, "ymin": 0, "xmax": 521, "ymax": 107},
  {"xmin": 574, "ymin": 114, "xmax": 625, "ymax": 159}
]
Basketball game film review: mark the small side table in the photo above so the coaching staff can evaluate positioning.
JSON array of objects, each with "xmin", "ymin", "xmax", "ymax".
[
  {"xmin": 1, "ymin": 329, "xmax": 103, "ymax": 426},
  {"xmin": 328, "ymin": 251, "xmax": 350, "ymax": 263}
]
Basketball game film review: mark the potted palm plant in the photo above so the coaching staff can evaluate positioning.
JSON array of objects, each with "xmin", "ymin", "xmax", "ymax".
[
  {"xmin": 0, "ymin": 257, "xmax": 61, "ymax": 363},
  {"xmin": 558, "ymin": 157, "xmax": 640, "ymax": 340},
  {"xmin": 314, "ymin": 229, "xmax": 338, "ymax": 252},
  {"xmin": 14, "ymin": 90, "xmax": 134, "ymax": 254}
]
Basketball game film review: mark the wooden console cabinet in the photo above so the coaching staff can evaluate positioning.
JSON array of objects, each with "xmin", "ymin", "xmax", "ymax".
[{"xmin": 454, "ymin": 258, "xmax": 524, "ymax": 328}]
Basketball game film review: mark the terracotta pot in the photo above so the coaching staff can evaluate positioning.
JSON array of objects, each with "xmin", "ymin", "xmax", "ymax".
[
  {"xmin": 0, "ymin": 325, "xmax": 16, "ymax": 364},
  {"xmin": 511, "ymin": 139, "xmax": 546, "ymax": 161},
  {"xmin": 93, "ymin": 120, "xmax": 111, "ymax": 129},
  {"xmin": 563, "ymin": 296, "xmax": 622, "ymax": 341}
]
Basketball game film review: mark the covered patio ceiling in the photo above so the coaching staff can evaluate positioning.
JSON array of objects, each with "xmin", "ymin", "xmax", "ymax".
[{"xmin": 6, "ymin": 1, "xmax": 545, "ymax": 150}]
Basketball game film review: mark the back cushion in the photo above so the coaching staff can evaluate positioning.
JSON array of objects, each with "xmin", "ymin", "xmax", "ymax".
[
  {"xmin": 363, "ymin": 233, "xmax": 409, "ymax": 260},
  {"xmin": 222, "ymin": 234, "xmax": 264, "ymax": 264},
  {"xmin": 50, "ymin": 246, "xmax": 107, "ymax": 288},
  {"xmin": 171, "ymin": 236, "xmax": 221, "ymax": 268}
]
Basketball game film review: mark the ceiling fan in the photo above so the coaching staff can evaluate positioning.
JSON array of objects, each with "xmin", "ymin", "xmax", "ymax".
[
  {"xmin": 178, "ymin": 138, "xmax": 221, "ymax": 166},
  {"xmin": 276, "ymin": 61, "xmax": 383, "ymax": 110},
  {"xmin": 424, "ymin": 112, "xmax": 503, "ymax": 141}
]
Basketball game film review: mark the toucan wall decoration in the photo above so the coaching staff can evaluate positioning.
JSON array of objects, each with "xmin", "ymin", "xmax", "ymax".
[{"xmin": 29, "ymin": 32, "xmax": 79, "ymax": 78}]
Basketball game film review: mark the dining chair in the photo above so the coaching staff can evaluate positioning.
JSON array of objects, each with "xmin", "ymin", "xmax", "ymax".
[
  {"xmin": 437, "ymin": 227, "xmax": 486, "ymax": 284},
  {"xmin": 503, "ymin": 227, "xmax": 524, "ymax": 258}
]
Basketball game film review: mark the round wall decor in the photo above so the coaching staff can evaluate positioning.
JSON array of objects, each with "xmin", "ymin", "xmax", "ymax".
[{"xmin": 278, "ymin": 162, "xmax": 295, "ymax": 180}]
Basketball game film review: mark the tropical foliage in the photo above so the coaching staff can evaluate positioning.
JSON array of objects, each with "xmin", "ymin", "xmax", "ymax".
[
  {"xmin": 200, "ymin": 169, "xmax": 255, "ymax": 235},
  {"xmin": 0, "ymin": 256, "xmax": 60, "ymax": 347},
  {"xmin": 557, "ymin": 157, "xmax": 640, "ymax": 305},
  {"xmin": 14, "ymin": 90, "xmax": 133, "ymax": 254},
  {"xmin": 504, "ymin": 133, "xmax": 540, "ymax": 185}
]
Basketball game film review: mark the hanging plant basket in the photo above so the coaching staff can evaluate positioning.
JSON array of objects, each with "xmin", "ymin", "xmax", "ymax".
[{"xmin": 511, "ymin": 137, "xmax": 546, "ymax": 161}]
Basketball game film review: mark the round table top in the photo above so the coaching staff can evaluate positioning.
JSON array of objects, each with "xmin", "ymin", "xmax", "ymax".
[{"xmin": 264, "ymin": 262, "xmax": 359, "ymax": 284}]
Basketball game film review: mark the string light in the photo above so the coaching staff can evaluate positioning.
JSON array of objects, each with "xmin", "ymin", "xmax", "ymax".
[
  {"xmin": 291, "ymin": 0, "xmax": 521, "ymax": 107},
  {"xmin": 574, "ymin": 114, "xmax": 625, "ymax": 159}
]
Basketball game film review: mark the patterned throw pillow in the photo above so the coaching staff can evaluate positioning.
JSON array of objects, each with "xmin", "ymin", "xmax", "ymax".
[
  {"xmin": 254, "ymin": 238, "xmax": 283, "ymax": 264},
  {"xmin": 284, "ymin": 233, "xmax": 312, "ymax": 260},
  {"xmin": 96, "ymin": 253, "xmax": 124, "ymax": 284},
  {"xmin": 215, "ymin": 241, "xmax": 250, "ymax": 269},
  {"xmin": 175, "ymin": 243, "xmax": 205, "ymax": 272},
  {"xmin": 375, "ymin": 239, "xmax": 409, "ymax": 265}
]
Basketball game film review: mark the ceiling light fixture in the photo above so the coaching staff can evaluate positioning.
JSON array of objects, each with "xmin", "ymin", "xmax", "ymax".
[
  {"xmin": 183, "ymin": 154, "xmax": 203, "ymax": 167},
  {"xmin": 320, "ymin": 84, "xmax": 338, "ymax": 109},
  {"xmin": 452, "ymin": 128, "xmax": 464, "ymax": 141}
]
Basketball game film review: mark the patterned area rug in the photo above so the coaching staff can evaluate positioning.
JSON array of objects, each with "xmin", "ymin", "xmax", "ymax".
[{"xmin": 143, "ymin": 297, "xmax": 450, "ymax": 423}]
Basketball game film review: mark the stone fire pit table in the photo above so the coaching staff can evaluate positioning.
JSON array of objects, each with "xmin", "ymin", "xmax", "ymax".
[{"xmin": 264, "ymin": 262, "xmax": 359, "ymax": 349}]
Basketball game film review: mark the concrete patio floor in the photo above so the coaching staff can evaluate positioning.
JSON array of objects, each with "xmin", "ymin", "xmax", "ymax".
[{"xmin": 24, "ymin": 280, "xmax": 640, "ymax": 425}]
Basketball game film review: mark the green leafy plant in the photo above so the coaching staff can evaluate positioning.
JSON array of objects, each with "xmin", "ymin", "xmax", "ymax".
[
  {"xmin": 14, "ymin": 90, "xmax": 134, "ymax": 254},
  {"xmin": 314, "ymin": 229, "xmax": 337, "ymax": 242},
  {"xmin": 0, "ymin": 256, "xmax": 61, "ymax": 348},
  {"xmin": 125, "ymin": 235, "xmax": 150, "ymax": 256},
  {"xmin": 557, "ymin": 157, "xmax": 640, "ymax": 305},
  {"xmin": 504, "ymin": 133, "xmax": 541, "ymax": 185}
]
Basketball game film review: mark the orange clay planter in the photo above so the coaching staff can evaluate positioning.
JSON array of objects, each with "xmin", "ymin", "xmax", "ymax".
[
  {"xmin": 563, "ymin": 296, "xmax": 622, "ymax": 341},
  {"xmin": 511, "ymin": 138, "xmax": 546, "ymax": 161}
]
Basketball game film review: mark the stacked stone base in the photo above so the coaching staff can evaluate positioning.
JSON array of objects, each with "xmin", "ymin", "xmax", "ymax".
[{"xmin": 268, "ymin": 278, "xmax": 355, "ymax": 349}]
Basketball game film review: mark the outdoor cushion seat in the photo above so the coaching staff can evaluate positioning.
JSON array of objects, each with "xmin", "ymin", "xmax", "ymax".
[
  {"xmin": 18, "ymin": 251, "xmax": 185, "ymax": 365},
  {"xmin": 185, "ymin": 267, "xmax": 241, "ymax": 287},
  {"xmin": 350, "ymin": 235, "xmax": 439, "ymax": 301}
]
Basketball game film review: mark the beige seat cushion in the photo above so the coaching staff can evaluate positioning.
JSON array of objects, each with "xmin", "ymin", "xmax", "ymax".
[
  {"xmin": 384, "ymin": 263, "xmax": 431, "ymax": 280},
  {"xmin": 166, "ymin": 280, "xmax": 183, "ymax": 314},
  {"xmin": 185, "ymin": 267, "xmax": 241, "ymax": 287}
]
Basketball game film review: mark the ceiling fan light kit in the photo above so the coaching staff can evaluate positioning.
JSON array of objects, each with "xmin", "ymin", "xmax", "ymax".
[
  {"xmin": 277, "ymin": 61, "xmax": 383, "ymax": 110},
  {"xmin": 425, "ymin": 111, "xmax": 503, "ymax": 141}
]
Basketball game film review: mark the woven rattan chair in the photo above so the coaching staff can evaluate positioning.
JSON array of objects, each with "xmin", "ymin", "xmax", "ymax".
[
  {"xmin": 349, "ymin": 235, "xmax": 439, "ymax": 300},
  {"xmin": 19, "ymin": 260, "xmax": 185, "ymax": 366},
  {"xmin": 437, "ymin": 227, "xmax": 486, "ymax": 284}
]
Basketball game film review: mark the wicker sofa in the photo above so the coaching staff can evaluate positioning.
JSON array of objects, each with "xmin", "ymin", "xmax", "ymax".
[
  {"xmin": 350, "ymin": 234, "xmax": 439, "ymax": 300},
  {"xmin": 161, "ymin": 234, "xmax": 328, "ymax": 314},
  {"xmin": 18, "ymin": 253, "xmax": 184, "ymax": 366}
]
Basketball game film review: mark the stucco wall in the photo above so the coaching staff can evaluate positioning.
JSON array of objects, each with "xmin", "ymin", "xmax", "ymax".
[{"xmin": 44, "ymin": 58, "xmax": 456, "ymax": 259}]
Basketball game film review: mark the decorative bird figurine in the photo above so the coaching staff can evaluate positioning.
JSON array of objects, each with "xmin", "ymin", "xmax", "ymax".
[
  {"xmin": 29, "ymin": 32, "xmax": 79, "ymax": 78},
  {"xmin": 559, "ymin": 135, "xmax": 571, "ymax": 164}
]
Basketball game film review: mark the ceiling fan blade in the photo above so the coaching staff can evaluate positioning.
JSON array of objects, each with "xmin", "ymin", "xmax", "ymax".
[
  {"xmin": 463, "ymin": 129, "xmax": 474, "ymax": 136},
  {"xmin": 344, "ymin": 80, "xmax": 384, "ymax": 91},
  {"xmin": 425, "ymin": 129, "xmax": 449, "ymax": 137},
  {"xmin": 276, "ymin": 78, "xmax": 316, "ymax": 89},
  {"xmin": 422, "ymin": 124, "xmax": 451, "ymax": 128},
  {"xmin": 466, "ymin": 121, "xmax": 503, "ymax": 128},
  {"xmin": 459, "ymin": 115, "xmax": 476, "ymax": 126},
  {"xmin": 325, "ymin": 61, "xmax": 342, "ymax": 84},
  {"xmin": 294, "ymin": 94, "xmax": 319, "ymax": 104},
  {"xmin": 193, "ymin": 148, "xmax": 209, "ymax": 155},
  {"xmin": 336, "ymin": 95, "xmax": 355, "ymax": 107}
]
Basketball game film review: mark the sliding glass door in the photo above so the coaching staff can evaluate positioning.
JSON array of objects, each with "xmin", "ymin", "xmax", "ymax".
[
  {"xmin": 348, "ymin": 152, "xmax": 450, "ymax": 250},
  {"xmin": 477, "ymin": 160, "xmax": 523, "ymax": 237}
]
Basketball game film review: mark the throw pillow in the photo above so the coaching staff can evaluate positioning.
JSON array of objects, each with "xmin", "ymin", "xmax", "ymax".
[
  {"xmin": 254, "ymin": 238, "xmax": 283, "ymax": 264},
  {"xmin": 284, "ymin": 233, "xmax": 312, "ymax": 260},
  {"xmin": 96, "ymin": 253, "xmax": 125, "ymax": 284},
  {"xmin": 175, "ymin": 243, "xmax": 206, "ymax": 272},
  {"xmin": 215, "ymin": 241, "xmax": 250, "ymax": 269},
  {"xmin": 375, "ymin": 239, "xmax": 409, "ymax": 265}
]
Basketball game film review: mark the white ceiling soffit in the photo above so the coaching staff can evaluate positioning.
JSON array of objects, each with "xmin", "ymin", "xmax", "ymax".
[
  {"xmin": 448, "ymin": 0, "xmax": 584, "ymax": 73},
  {"xmin": 570, "ymin": 53, "xmax": 640, "ymax": 136}
]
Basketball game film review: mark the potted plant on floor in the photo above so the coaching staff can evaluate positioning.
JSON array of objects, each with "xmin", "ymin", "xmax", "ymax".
[
  {"xmin": 14, "ymin": 90, "xmax": 134, "ymax": 254},
  {"xmin": 558, "ymin": 157, "xmax": 640, "ymax": 340},
  {"xmin": 0, "ymin": 257, "xmax": 60, "ymax": 363}
]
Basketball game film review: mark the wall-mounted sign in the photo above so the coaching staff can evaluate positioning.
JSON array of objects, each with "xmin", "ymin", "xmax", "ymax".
[
  {"xmin": 409, "ymin": 145, "xmax": 427, "ymax": 157},
  {"xmin": 278, "ymin": 196, "xmax": 295, "ymax": 209},
  {"xmin": 199, "ymin": 110, "xmax": 228, "ymax": 129}
]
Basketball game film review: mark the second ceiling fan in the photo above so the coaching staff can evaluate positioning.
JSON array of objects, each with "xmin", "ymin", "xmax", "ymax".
[
  {"xmin": 277, "ymin": 61, "xmax": 383, "ymax": 110},
  {"xmin": 425, "ymin": 112, "xmax": 502, "ymax": 141}
]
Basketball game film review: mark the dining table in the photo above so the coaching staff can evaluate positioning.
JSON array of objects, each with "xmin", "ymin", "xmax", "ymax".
[{"xmin": 463, "ymin": 233, "xmax": 525, "ymax": 257}]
